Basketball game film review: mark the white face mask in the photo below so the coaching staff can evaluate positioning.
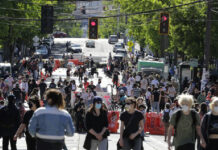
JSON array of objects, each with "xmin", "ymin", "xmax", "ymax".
[
  {"xmin": 214, "ymin": 107, "xmax": 218, "ymax": 113},
  {"xmin": 125, "ymin": 105, "xmax": 131, "ymax": 111},
  {"xmin": 181, "ymin": 105, "xmax": 189, "ymax": 113}
]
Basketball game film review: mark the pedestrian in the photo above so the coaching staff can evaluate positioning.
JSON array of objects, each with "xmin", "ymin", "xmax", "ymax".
[
  {"xmin": 39, "ymin": 79, "xmax": 47, "ymax": 100},
  {"xmin": 14, "ymin": 96, "xmax": 40, "ymax": 150},
  {"xmin": 151, "ymin": 87, "xmax": 160, "ymax": 113},
  {"xmin": 145, "ymin": 87, "xmax": 152, "ymax": 113},
  {"xmin": 167, "ymin": 94, "xmax": 205, "ymax": 150},
  {"xmin": 84, "ymin": 96, "xmax": 109, "ymax": 150},
  {"xmin": 159, "ymin": 91, "xmax": 166, "ymax": 112},
  {"xmin": 0, "ymin": 95, "xmax": 20, "ymax": 150},
  {"xmin": 28, "ymin": 89, "xmax": 75, "ymax": 150},
  {"xmin": 201, "ymin": 97, "xmax": 218, "ymax": 150},
  {"xmin": 162, "ymin": 103, "xmax": 171, "ymax": 142},
  {"xmin": 197, "ymin": 90, "xmax": 206, "ymax": 104},
  {"xmin": 119, "ymin": 97, "xmax": 144, "ymax": 150},
  {"xmin": 49, "ymin": 78, "xmax": 56, "ymax": 89},
  {"xmin": 12, "ymin": 83, "xmax": 22, "ymax": 105}
]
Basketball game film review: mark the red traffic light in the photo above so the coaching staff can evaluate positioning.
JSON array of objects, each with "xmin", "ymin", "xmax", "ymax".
[
  {"xmin": 91, "ymin": 21, "xmax": 96, "ymax": 26},
  {"xmin": 162, "ymin": 16, "xmax": 168, "ymax": 22}
]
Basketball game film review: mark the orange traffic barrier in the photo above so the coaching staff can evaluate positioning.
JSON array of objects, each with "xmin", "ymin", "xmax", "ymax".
[
  {"xmin": 108, "ymin": 111, "xmax": 119, "ymax": 133},
  {"xmin": 145, "ymin": 112, "xmax": 165, "ymax": 135}
]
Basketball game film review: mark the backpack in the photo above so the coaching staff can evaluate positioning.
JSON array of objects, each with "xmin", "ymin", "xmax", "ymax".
[
  {"xmin": 162, "ymin": 110, "xmax": 170, "ymax": 123},
  {"xmin": 174, "ymin": 110, "xmax": 197, "ymax": 137}
]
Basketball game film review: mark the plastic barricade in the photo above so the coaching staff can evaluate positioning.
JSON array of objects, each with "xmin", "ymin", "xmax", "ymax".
[
  {"xmin": 108, "ymin": 111, "xmax": 119, "ymax": 133},
  {"xmin": 68, "ymin": 59, "xmax": 79, "ymax": 65},
  {"xmin": 145, "ymin": 112, "xmax": 165, "ymax": 135}
]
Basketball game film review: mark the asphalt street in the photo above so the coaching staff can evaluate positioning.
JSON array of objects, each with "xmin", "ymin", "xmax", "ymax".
[{"xmin": 0, "ymin": 38, "xmax": 168, "ymax": 150}]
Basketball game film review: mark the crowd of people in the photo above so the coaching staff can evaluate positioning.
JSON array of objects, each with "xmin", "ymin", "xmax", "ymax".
[{"xmin": 0, "ymin": 52, "xmax": 217, "ymax": 150}]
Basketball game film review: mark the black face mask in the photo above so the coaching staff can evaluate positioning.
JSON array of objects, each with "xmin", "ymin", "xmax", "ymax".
[{"xmin": 28, "ymin": 102, "xmax": 33, "ymax": 109}]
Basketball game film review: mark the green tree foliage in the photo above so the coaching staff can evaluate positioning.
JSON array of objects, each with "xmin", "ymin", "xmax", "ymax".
[{"xmin": 106, "ymin": 0, "xmax": 218, "ymax": 59}]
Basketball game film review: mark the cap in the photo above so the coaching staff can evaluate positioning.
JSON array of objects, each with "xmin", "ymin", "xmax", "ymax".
[{"xmin": 93, "ymin": 96, "xmax": 103, "ymax": 104}]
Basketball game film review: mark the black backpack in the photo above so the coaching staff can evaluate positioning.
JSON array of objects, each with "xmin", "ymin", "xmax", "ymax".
[
  {"xmin": 162, "ymin": 110, "xmax": 170, "ymax": 123},
  {"xmin": 174, "ymin": 110, "xmax": 197, "ymax": 137}
]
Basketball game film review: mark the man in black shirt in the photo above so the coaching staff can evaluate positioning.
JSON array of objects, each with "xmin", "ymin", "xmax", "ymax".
[
  {"xmin": 88, "ymin": 81, "xmax": 96, "ymax": 96},
  {"xmin": 49, "ymin": 79, "xmax": 56, "ymax": 89},
  {"xmin": 151, "ymin": 87, "xmax": 160, "ymax": 113},
  {"xmin": 39, "ymin": 79, "xmax": 47, "ymax": 100},
  {"xmin": 12, "ymin": 84, "xmax": 22, "ymax": 104}
]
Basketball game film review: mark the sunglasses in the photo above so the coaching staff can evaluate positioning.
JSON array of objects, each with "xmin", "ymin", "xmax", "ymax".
[{"xmin": 125, "ymin": 102, "xmax": 132, "ymax": 105}]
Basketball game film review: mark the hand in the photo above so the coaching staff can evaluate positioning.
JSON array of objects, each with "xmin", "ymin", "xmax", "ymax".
[
  {"xmin": 13, "ymin": 134, "xmax": 18, "ymax": 141},
  {"xmin": 119, "ymin": 138, "xmax": 124, "ymax": 147},
  {"xmin": 200, "ymin": 138, "xmax": 206, "ymax": 148},
  {"xmin": 96, "ymin": 134, "xmax": 103, "ymax": 141},
  {"xmin": 129, "ymin": 133, "xmax": 136, "ymax": 140}
]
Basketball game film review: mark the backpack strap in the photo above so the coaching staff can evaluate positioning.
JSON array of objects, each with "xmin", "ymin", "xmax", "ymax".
[{"xmin": 174, "ymin": 110, "xmax": 182, "ymax": 137}]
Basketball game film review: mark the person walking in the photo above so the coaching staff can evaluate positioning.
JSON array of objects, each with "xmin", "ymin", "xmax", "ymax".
[
  {"xmin": 14, "ymin": 96, "xmax": 40, "ymax": 150},
  {"xmin": 162, "ymin": 103, "xmax": 171, "ymax": 142},
  {"xmin": 151, "ymin": 87, "xmax": 160, "ymax": 113},
  {"xmin": 0, "ymin": 95, "xmax": 20, "ymax": 150},
  {"xmin": 84, "ymin": 96, "xmax": 109, "ymax": 150},
  {"xmin": 119, "ymin": 97, "xmax": 144, "ymax": 150},
  {"xmin": 201, "ymin": 97, "xmax": 218, "ymax": 150},
  {"xmin": 28, "ymin": 89, "xmax": 75, "ymax": 150},
  {"xmin": 168, "ymin": 94, "xmax": 205, "ymax": 150}
]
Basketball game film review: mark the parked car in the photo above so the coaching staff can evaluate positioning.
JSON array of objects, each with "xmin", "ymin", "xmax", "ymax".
[
  {"xmin": 113, "ymin": 42, "xmax": 125, "ymax": 52},
  {"xmin": 0, "ymin": 63, "xmax": 11, "ymax": 78},
  {"xmin": 108, "ymin": 35, "xmax": 118, "ymax": 44},
  {"xmin": 86, "ymin": 40, "xmax": 95, "ymax": 48},
  {"xmin": 113, "ymin": 53, "xmax": 125, "ymax": 61},
  {"xmin": 34, "ymin": 45, "xmax": 48, "ymax": 58},
  {"xmin": 53, "ymin": 31, "xmax": 67, "ymax": 38}
]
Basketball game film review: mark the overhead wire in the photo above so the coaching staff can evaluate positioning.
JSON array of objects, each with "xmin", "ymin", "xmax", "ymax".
[{"xmin": 0, "ymin": 0, "xmax": 209, "ymax": 21}]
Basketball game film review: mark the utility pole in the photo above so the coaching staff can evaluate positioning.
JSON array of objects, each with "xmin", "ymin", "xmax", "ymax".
[{"xmin": 204, "ymin": 0, "xmax": 213, "ymax": 70}]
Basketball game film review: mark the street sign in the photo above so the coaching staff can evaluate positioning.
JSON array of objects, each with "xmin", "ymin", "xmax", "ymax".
[
  {"xmin": 33, "ymin": 36, "xmax": 39, "ymax": 43},
  {"xmin": 128, "ymin": 41, "xmax": 134, "ymax": 47},
  {"xmin": 33, "ymin": 43, "xmax": 39, "ymax": 47}
]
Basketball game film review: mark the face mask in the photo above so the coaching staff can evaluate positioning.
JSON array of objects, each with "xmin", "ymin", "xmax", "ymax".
[
  {"xmin": 181, "ymin": 105, "xmax": 189, "ymax": 113},
  {"xmin": 214, "ymin": 107, "xmax": 218, "ymax": 113},
  {"xmin": 95, "ymin": 103, "xmax": 102, "ymax": 109},
  {"xmin": 125, "ymin": 105, "xmax": 131, "ymax": 111},
  {"xmin": 28, "ymin": 102, "xmax": 33, "ymax": 109}
]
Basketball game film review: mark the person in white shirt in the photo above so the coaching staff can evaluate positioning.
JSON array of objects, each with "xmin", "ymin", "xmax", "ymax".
[
  {"xmin": 5, "ymin": 75, "xmax": 14, "ymax": 92},
  {"xmin": 145, "ymin": 87, "xmax": 152, "ymax": 112},
  {"xmin": 95, "ymin": 79, "xmax": 102, "ymax": 92},
  {"xmin": 151, "ymin": 78, "xmax": 159, "ymax": 88},
  {"xmin": 125, "ymin": 82, "xmax": 133, "ymax": 97},
  {"xmin": 135, "ymin": 73, "xmax": 141, "ymax": 84},
  {"xmin": 20, "ymin": 79, "xmax": 28, "ymax": 94},
  {"xmin": 141, "ymin": 75, "xmax": 148, "ymax": 93},
  {"xmin": 167, "ymin": 84, "xmax": 176, "ymax": 102},
  {"xmin": 127, "ymin": 75, "xmax": 135, "ymax": 87}
]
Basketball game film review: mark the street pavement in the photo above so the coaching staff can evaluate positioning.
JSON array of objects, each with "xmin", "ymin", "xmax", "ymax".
[
  {"xmin": 0, "ymin": 38, "xmax": 168, "ymax": 149},
  {"xmin": 0, "ymin": 133, "xmax": 168, "ymax": 150}
]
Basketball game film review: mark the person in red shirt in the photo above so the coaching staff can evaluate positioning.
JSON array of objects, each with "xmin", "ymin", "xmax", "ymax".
[{"xmin": 83, "ymin": 77, "xmax": 89, "ymax": 90}]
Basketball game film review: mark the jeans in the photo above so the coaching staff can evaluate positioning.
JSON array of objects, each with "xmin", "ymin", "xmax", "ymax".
[
  {"xmin": 151, "ymin": 102, "xmax": 160, "ymax": 113},
  {"xmin": 3, "ymin": 136, "xmax": 17, "ymax": 150},
  {"xmin": 90, "ymin": 138, "xmax": 108, "ymax": 150},
  {"xmin": 36, "ymin": 138, "xmax": 63, "ymax": 150},
  {"xmin": 123, "ymin": 137, "xmax": 142, "ymax": 150}
]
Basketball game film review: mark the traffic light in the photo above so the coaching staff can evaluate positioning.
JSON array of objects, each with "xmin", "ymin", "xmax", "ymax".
[
  {"xmin": 88, "ymin": 18, "xmax": 98, "ymax": 39},
  {"xmin": 41, "ymin": 5, "xmax": 54, "ymax": 34},
  {"xmin": 160, "ymin": 13, "xmax": 169, "ymax": 35}
]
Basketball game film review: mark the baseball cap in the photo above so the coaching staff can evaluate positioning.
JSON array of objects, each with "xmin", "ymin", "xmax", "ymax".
[{"xmin": 93, "ymin": 96, "xmax": 103, "ymax": 104}]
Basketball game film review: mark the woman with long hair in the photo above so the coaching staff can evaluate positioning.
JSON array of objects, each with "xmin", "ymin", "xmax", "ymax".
[
  {"xmin": 28, "ymin": 89, "xmax": 74, "ymax": 150},
  {"xmin": 201, "ymin": 97, "xmax": 218, "ymax": 150},
  {"xmin": 84, "ymin": 96, "xmax": 109, "ymax": 150},
  {"xmin": 119, "ymin": 97, "xmax": 144, "ymax": 150},
  {"xmin": 14, "ymin": 96, "xmax": 40, "ymax": 150}
]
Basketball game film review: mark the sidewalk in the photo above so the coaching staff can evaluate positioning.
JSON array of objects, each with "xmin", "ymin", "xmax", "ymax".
[{"xmin": 0, "ymin": 133, "xmax": 168, "ymax": 150}]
